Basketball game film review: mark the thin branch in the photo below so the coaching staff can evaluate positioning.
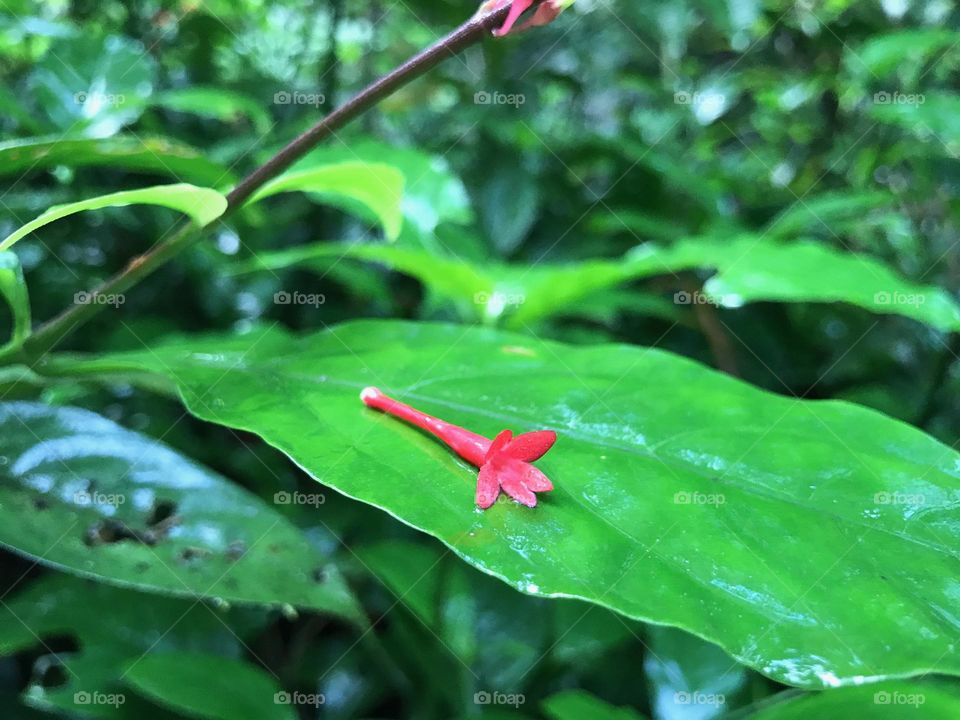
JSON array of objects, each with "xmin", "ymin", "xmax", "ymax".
[{"xmin": 6, "ymin": 3, "xmax": 516, "ymax": 366}]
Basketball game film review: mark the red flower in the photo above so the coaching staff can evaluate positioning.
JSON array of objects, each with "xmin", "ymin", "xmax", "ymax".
[
  {"xmin": 478, "ymin": 0, "xmax": 570, "ymax": 37},
  {"xmin": 361, "ymin": 387, "xmax": 556, "ymax": 509}
]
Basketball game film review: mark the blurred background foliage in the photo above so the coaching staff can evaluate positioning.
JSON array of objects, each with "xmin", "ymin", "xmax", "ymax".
[{"xmin": 1, "ymin": 0, "xmax": 958, "ymax": 717}]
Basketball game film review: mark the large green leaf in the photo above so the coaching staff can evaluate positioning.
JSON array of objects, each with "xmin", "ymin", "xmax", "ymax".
[
  {"xmin": 246, "ymin": 162, "xmax": 405, "ymax": 241},
  {"xmin": 61, "ymin": 321, "xmax": 960, "ymax": 689},
  {"xmin": 0, "ymin": 184, "xmax": 228, "ymax": 251},
  {"xmin": 0, "ymin": 136, "xmax": 235, "ymax": 186},
  {"xmin": 232, "ymin": 236, "xmax": 960, "ymax": 332},
  {"xmin": 0, "ymin": 402, "xmax": 363, "ymax": 624}
]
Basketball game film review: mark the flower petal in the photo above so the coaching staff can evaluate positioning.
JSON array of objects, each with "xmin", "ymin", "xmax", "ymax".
[
  {"xmin": 493, "ymin": 0, "xmax": 536, "ymax": 36},
  {"xmin": 499, "ymin": 463, "xmax": 538, "ymax": 507},
  {"xmin": 476, "ymin": 463, "xmax": 501, "ymax": 508},
  {"xmin": 521, "ymin": 463, "xmax": 553, "ymax": 492},
  {"xmin": 504, "ymin": 430, "xmax": 557, "ymax": 461},
  {"xmin": 485, "ymin": 428, "xmax": 514, "ymax": 462}
]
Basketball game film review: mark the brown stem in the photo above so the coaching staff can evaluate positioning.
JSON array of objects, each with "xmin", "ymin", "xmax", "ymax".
[{"xmin": 6, "ymin": 3, "xmax": 515, "ymax": 366}]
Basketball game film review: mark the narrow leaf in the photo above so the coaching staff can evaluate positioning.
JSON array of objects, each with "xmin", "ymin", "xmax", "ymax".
[{"xmin": 0, "ymin": 184, "xmax": 229, "ymax": 251}]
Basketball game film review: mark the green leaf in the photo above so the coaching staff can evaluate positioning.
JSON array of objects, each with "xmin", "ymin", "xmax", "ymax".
[
  {"xmin": 152, "ymin": 87, "xmax": 273, "ymax": 134},
  {"xmin": 853, "ymin": 29, "xmax": 958, "ymax": 77},
  {"xmin": 543, "ymin": 690, "xmax": 648, "ymax": 720},
  {"xmin": 869, "ymin": 94, "xmax": 960, "ymax": 154},
  {"xmin": 644, "ymin": 626, "xmax": 750, "ymax": 720},
  {"xmin": 232, "ymin": 236, "xmax": 960, "ymax": 332},
  {"xmin": 28, "ymin": 34, "xmax": 156, "ymax": 137},
  {"xmin": 0, "ymin": 136, "xmax": 236, "ymax": 186},
  {"xmin": 1, "ymin": 573, "xmax": 254, "ymax": 715},
  {"xmin": 122, "ymin": 652, "xmax": 296, "ymax": 720},
  {"xmin": 764, "ymin": 191, "xmax": 895, "ymax": 238},
  {"xmin": 296, "ymin": 139, "xmax": 473, "ymax": 248},
  {"xmin": 0, "ymin": 251, "xmax": 30, "ymax": 346},
  {"xmin": 747, "ymin": 682, "xmax": 960, "ymax": 719},
  {"xmin": 0, "ymin": 402, "xmax": 364, "ymax": 624},
  {"xmin": 67, "ymin": 321, "xmax": 960, "ymax": 689},
  {"xmin": 246, "ymin": 162, "xmax": 405, "ymax": 241},
  {"xmin": 0, "ymin": 184, "xmax": 228, "ymax": 251}
]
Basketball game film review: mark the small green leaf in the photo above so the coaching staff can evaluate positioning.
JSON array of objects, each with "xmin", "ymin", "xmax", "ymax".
[
  {"xmin": 122, "ymin": 652, "xmax": 296, "ymax": 720},
  {"xmin": 0, "ymin": 402, "xmax": 364, "ymax": 625},
  {"xmin": 152, "ymin": 87, "xmax": 273, "ymax": 134},
  {"xmin": 853, "ymin": 29, "xmax": 958, "ymax": 77},
  {"xmin": 644, "ymin": 626, "xmax": 750, "ymax": 720},
  {"xmin": 0, "ymin": 136, "xmax": 235, "ymax": 186},
  {"xmin": 0, "ymin": 184, "xmax": 228, "ymax": 251},
  {"xmin": 748, "ymin": 681, "xmax": 960, "ymax": 719},
  {"xmin": 231, "ymin": 236, "xmax": 960, "ymax": 333},
  {"xmin": 2, "ymin": 573, "xmax": 254, "ymax": 714},
  {"xmin": 0, "ymin": 251, "xmax": 30, "ymax": 346},
  {"xmin": 247, "ymin": 162, "xmax": 405, "ymax": 241},
  {"xmin": 67, "ymin": 321, "xmax": 960, "ymax": 689},
  {"xmin": 28, "ymin": 34, "xmax": 156, "ymax": 137},
  {"xmin": 543, "ymin": 690, "xmax": 648, "ymax": 720}
]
